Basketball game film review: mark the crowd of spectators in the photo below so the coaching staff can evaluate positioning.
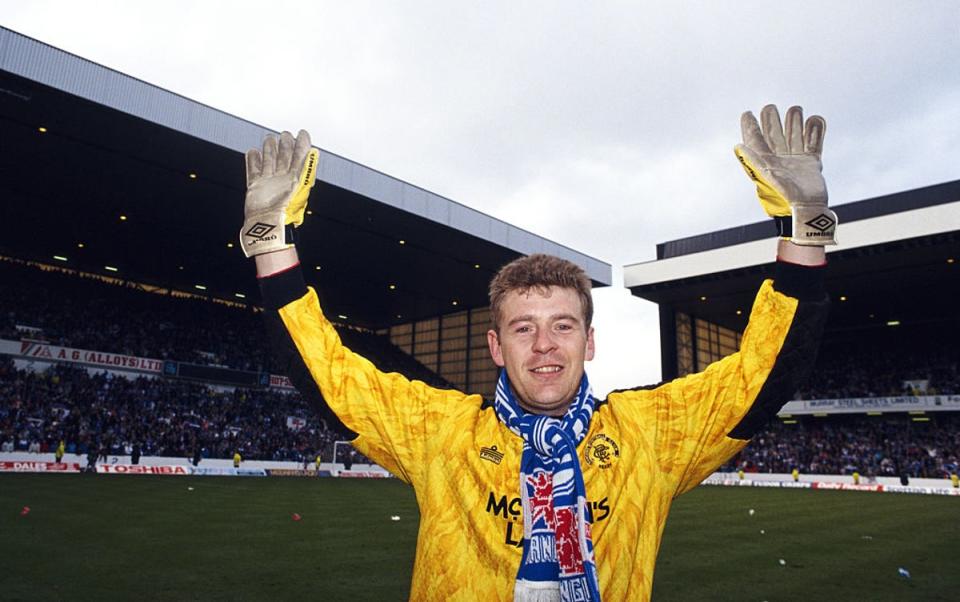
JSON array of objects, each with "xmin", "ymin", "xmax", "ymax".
[
  {"xmin": 723, "ymin": 413, "xmax": 960, "ymax": 479},
  {"xmin": 796, "ymin": 331, "xmax": 959, "ymax": 399},
  {"xmin": 3, "ymin": 258, "xmax": 959, "ymax": 477},
  {"xmin": 0, "ymin": 260, "xmax": 450, "ymax": 466},
  {"xmin": 733, "ymin": 324, "xmax": 960, "ymax": 479},
  {"xmin": 0, "ymin": 259, "xmax": 450, "ymax": 388},
  {"xmin": 0, "ymin": 260, "xmax": 274, "ymax": 371},
  {"xmin": 5, "ymin": 347, "xmax": 957, "ymax": 477},
  {"xmin": 0, "ymin": 357, "xmax": 374, "ymax": 464}
]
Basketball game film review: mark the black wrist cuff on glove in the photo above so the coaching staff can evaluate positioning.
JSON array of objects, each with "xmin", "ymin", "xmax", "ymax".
[
  {"xmin": 260, "ymin": 264, "xmax": 308, "ymax": 310},
  {"xmin": 773, "ymin": 261, "xmax": 826, "ymax": 301},
  {"xmin": 774, "ymin": 216, "xmax": 792, "ymax": 238}
]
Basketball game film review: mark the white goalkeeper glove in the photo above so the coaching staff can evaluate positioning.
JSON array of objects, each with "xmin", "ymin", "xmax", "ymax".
[
  {"xmin": 734, "ymin": 105, "xmax": 837, "ymax": 246},
  {"xmin": 240, "ymin": 129, "xmax": 319, "ymax": 258}
]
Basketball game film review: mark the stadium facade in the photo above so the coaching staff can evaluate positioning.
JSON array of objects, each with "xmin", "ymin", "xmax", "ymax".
[
  {"xmin": 624, "ymin": 178, "xmax": 959, "ymax": 487},
  {"xmin": 624, "ymin": 179, "xmax": 960, "ymax": 383}
]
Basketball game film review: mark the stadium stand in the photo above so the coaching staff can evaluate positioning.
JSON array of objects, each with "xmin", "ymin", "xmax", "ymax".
[
  {"xmin": 3, "ymin": 248, "xmax": 958, "ymax": 478},
  {"xmin": 0, "ymin": 355, "xmax": 379, "ymax": 465},
  {"xmin": 722, "ymin": 296, "xmax": 960, "ymax": 479},
  {"xmin": 0, "ymin": 258, "xmax": 273, "ymax": 371},
  {"xmin": 1, "ymin": 357, "xmax": 306, "ymax": 457},
  {"xmin": 3, "ymin": 258, "xmax": 957, "ymax": 477},
  {"xmin": 0, "ymin": 260, "xmax": 456, "ymax": 464},
  {"xmin": 796, "ymin": 326, "xmax": 959, "ymax": 400},
  {"xmin": 6, "ymin": 338, "xmax": 956, "ymax": 476},
  {"xmin": 722, "ymin": 413, "xmax": 959, "ymax": 479},
  {"xmin": 623, "ymin": 177, "xmax": 959, "ymax": 486},
  {"xmin": 0, "ymin": 258, "xmax": 452, "ymax": 385}
]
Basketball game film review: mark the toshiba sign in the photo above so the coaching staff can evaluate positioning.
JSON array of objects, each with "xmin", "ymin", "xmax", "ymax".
[{"xmin": 96, "ymin": 464, "xmax": 190, "ymax": 475}]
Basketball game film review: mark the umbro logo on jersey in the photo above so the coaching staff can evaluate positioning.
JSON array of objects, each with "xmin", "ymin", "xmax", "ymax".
[{"xmin": 480, "ymin": 445, "xmax": 504, "ymax": 465}]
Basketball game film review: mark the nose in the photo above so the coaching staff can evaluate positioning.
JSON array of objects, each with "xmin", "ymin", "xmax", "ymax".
[{"xmin": 532, "ymin": 328, "xmax": 556, "ymax": 354}]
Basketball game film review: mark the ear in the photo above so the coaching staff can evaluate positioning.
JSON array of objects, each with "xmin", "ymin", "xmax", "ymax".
[
  {"xmin": 487, "ymin": 329, "xmax": 505, "ymax": 367},
  {"xmin": 585, "ymin": 326, "xmax": 596, "ymax": 362}
]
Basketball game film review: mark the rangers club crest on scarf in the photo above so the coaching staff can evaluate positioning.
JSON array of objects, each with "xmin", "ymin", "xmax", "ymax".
[{"xmin": 494, "ymin": 370, "xmax": 602, "ymax": 601}]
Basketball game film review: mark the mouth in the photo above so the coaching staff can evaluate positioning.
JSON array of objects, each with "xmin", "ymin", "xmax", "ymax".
[{"xmin": 530, "ymin": 365, "xmax": 563, "ymax": 375}]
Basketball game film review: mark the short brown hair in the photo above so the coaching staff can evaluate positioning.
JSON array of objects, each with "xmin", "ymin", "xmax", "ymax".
[{"xmin": 488, "ymin": 254, "xmax": 593, "ymax": 332}]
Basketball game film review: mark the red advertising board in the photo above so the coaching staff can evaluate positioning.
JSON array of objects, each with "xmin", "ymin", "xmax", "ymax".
[
  {"xmin": 0, "ymin": 461, "xmax": 81, "ymax": 473},
  {"xmin": 811, "ymin": 482, "xmax": 884, "ymax": 492},
  {"xmin": 270, "ymin": 374, "xmax": 295, "ymax": 390}
]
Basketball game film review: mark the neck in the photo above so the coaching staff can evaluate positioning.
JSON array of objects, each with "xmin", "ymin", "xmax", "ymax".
[{"xmin": 517, "ymin": 401, "xmax": 570, "ymax": 417}]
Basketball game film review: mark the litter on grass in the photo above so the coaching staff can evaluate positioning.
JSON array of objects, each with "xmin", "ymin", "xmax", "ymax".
[
  {"xmin": 390, "ymin": 515, "xmax": 401, "ymax": 521},
  {"xmin": 898, "ymin": 567, "xmax": 911, "ymax": 579},
  {"xmin": 778, "ymin": 559, "xmax": 786, "ymax": 566}
]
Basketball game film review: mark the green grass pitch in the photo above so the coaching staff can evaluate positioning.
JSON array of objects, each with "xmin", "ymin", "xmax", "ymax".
[{"xmin": 2, "ymin": 474, "xmax": 958, "ymax": 600}]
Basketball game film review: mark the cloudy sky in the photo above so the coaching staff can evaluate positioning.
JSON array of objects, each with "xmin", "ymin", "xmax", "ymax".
[{"xmin": 2, "ymin": 1, "xmax": 958, "ymax": 394}]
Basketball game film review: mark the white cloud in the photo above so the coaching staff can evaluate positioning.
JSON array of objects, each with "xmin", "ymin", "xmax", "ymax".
[{"xmin": 481, "ymin": 136, "xmax": 759, "ymax": 266}]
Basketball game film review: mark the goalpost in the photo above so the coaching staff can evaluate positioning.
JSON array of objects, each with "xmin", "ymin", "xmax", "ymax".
[
  {"xmin": 332, "ymin": 441, "xmax": 355, "ymax": 467},
  {"xmin": 332, "ymin": 441, "xmax": 389, "ymax": 475}
]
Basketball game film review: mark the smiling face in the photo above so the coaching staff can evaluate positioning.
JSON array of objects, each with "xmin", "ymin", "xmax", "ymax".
[{"xmin": 487, "ymin": 285, "xmax": 595, "ymax": 416}]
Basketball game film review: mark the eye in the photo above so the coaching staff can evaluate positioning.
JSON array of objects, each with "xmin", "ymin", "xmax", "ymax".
[
  {"xmin": 555, "ymin": 323, "xmax": 573, "ymax": 331},
  {"xmin": 515, "ymin": 325, "xmax": 532, "ymax": 334}
]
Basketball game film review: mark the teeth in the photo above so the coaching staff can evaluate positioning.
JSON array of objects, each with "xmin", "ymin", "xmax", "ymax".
[{"xmin": 532, "ymin": 366, "xmax": 562, "ymax": 373}]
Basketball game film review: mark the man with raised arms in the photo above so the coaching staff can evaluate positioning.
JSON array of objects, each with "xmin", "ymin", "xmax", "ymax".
[{"xmin": 240, "ymin": 105, "xmax": 834, "ymax": 601}]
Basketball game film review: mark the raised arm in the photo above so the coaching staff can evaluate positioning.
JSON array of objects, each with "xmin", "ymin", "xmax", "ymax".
[
  {"xmin": 621, "ymin": 105, "xmax": 835, "ymax": 494},
  {"xmin": 240, "ymin": 131, "xmax": 469, "ymax": 485}
]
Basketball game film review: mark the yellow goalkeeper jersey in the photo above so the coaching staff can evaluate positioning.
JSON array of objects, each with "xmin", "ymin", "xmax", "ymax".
[{"xmin": 264, "ymin": 263, "xmax": 827, "ymax": 601}]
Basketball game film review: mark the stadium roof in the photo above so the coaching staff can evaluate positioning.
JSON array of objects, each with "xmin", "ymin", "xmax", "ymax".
[
  {"xmin": 0, "ymin": 26, "xmax": 610, "ymax": 330},
  {"xmin": 624, "ymin": 179, "xmax": 960, "ymax": 334}
]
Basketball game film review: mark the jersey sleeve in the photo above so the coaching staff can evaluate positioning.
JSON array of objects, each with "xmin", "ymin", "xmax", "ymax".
[
  {"xmin": 612, "ymin": 261, "xmax": 829, "ymax": 496},
  {"xmin": 259, "ymin": 264, "xmax": 467, "ymax": 486}
]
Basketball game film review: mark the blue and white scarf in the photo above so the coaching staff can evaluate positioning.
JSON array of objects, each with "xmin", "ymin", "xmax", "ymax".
[{"xmin": 493, "ymin": 370, "xmax": 602, "ymax": 602}]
